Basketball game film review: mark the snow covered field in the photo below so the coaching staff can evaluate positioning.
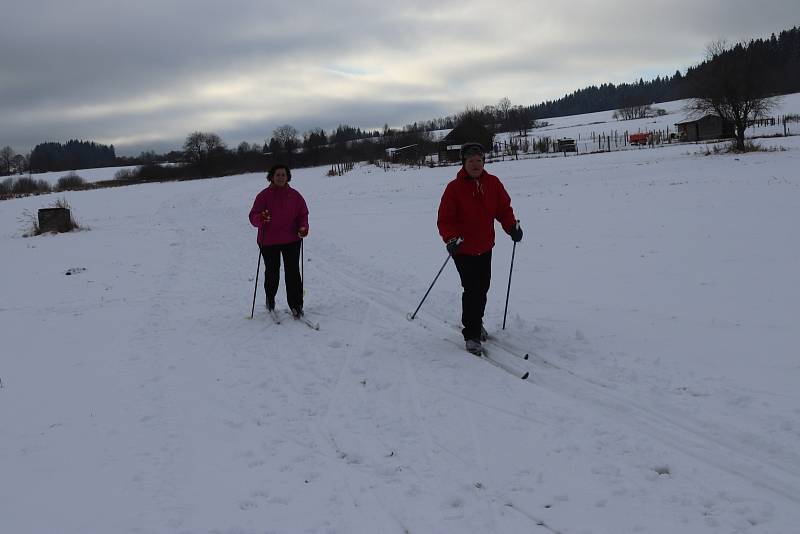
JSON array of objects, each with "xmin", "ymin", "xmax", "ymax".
[
  {"xmin": 2, "ymin": 130, "xmax": 800, "ymax": 532},
  {"xmin": 492, "ymin": 92, "xmax": 800, "ymax": 154},
  {"xmin": 25, "ymin": 165, "xmax": 141, "ymax": 186}
]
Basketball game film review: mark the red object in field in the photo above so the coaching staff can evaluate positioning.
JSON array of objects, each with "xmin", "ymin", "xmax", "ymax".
[{"xmin": 629, "ymin": 132, "xmax": 649, "ymax": 145}]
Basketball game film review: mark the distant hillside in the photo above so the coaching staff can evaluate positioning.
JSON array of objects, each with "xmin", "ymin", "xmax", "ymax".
[
  {"xmin": 529, "ymin": 26, "xmax": 799, "ymax": 120},
  {"xmin": 407, "ymin": 26, "xmax": 799, "ymax": 134}
]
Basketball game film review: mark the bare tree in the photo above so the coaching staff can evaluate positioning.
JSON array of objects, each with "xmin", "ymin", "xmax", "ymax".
[
  {"xmin": 0, "ymin": 146, "xmax": 15, "ymax": 175},
  {"xmin": 613, "ymin": 104, "xmax": 652, "ymax": 121},
  {"xmin": 687, "ymin": 40, "xmax": 780, "ymax": 151},
  {"xmin": 183, "ymin": 132, "xmax": 205, "ymax": 164},
  {"xmin": 272, "ymin": 124, "xmax": 299, "ymax": 154},
  {"xmin": 183, "ymin": 132, "xmax": 226, "ymax": 164},
  {"xmin": 497, "ymin": 97, "xmax": 512, "ymax": 125},
  {"xmin": 12, "ymin": 154, "xmax": 28, "ymax": 174},
  {"xmin": 203, "ymin": 132, "xmax": 225, "ymax": 154}
]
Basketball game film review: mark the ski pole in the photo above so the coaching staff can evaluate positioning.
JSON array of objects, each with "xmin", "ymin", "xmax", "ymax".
[
  {"xmin": 249, "ymin": 249, "xmax": 262, "ymax": 319},
  {"xmin": 502, "ymin": 228, "xmax": 519, "ymax": 330},
  {"xmin": 300, "ymin": 239, "xmax": 305, "ymax": 296},
  {"xmin": 407, "ymin": 252, "xmax": 454, "ymax": 321}
]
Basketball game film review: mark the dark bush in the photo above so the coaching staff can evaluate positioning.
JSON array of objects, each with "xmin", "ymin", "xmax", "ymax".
[
  {"xmin": 137, "ymin": 163, "xmax": 175, "ymax": 181},
  {"xmin": 12, "ymin": 177, "xmax": 37, "ymax": 194},
  {"xmin": 56, "ymin": 172, "xmax": 86, "ymax": 190},
  {"xmin": 12, "ymin": 177, "xmax": 51, "ymax": 194}
]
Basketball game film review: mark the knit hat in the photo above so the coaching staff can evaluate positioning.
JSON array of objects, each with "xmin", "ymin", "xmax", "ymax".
[{"xmin": 460, "ymin": 142, "xmax": 485, "ymax": 164}]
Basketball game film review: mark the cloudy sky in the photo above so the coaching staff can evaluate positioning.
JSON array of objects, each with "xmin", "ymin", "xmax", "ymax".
[{"xmin": 1, "ymin": 0, "xmax": 797, "ymax": 156}]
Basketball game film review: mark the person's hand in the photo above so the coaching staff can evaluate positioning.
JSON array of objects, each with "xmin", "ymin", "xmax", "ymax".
[
  {"xmin": 508, "ymin": 222, "xmax": 523, "ymax": 242},
  {"xmin": 446, "ymin": 237, "xmax": 463, "ymax": 255},
  {"xmin": 297, "ymin": 226, "xmax": 308, "ymax": 238},
  {"xmin": 259, "ymin": 210, "xmax": 271, "ymax": 223}
]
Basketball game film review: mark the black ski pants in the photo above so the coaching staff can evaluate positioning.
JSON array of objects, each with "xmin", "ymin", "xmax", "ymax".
[
  {"xmin": 261, "ymin": 240, "xmax": 303, "ymax": 311},
  {"xmin": 453, "ymin": 250, "xmax": 492, "ymax": 341}
]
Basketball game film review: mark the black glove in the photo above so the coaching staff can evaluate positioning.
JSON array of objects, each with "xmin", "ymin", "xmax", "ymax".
[
  {"xmin": 446, "ymin": 237, "xmax": 463, "ymax": 255},
  {"xmin": 508, "ymin": 222, "xmax": 523, "ymax": 242}
]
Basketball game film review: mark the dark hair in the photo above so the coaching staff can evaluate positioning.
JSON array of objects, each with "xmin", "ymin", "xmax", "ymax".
[
  {"xmin": 460, "ymin": 142, "xmax": 485, "ymax": 164},
  {"xmin": 267, "ymin": 164, "xmax": 292, "ymax": 182}
]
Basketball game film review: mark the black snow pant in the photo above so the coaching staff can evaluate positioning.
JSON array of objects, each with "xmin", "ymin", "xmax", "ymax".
[
  {"xmin": 261, "ymin": 240, "xmax": 303, "ymax": 311},
  {"xmin": 453, "ymin": 250, "xmax": 492, "ymax": 342}
]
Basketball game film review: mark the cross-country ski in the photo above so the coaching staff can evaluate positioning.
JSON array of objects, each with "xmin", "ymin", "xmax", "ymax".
[
  {"xmin": 445, "ymin": 338, "xmax": 529, "ymax": 380},
  {"xmin": 268, "ymin": 308, "xmax": 281, "ymax": 324},
  {"xmin": 289, "ymin": 310, "xmax": 320, "ymax": 330}
]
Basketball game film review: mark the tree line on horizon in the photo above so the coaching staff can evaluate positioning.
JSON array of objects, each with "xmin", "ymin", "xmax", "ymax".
[
  {"xmin": 31, "ymin": 140, "xmax": 116, "ymax": 173},
  {"xmin": 2, "ymin": 25, "xmax": 798, "ymax": 179},
  {"xmin": 418, "ymin": 26, "xmax": 799, "ymax": 130}
]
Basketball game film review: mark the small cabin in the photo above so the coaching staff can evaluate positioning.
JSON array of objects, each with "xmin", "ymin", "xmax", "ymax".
[
  {"xmin": 556, "ymin": 138, "xmax": 576, "ymax": 152},
  {"xmin": 437, "ymin": 120, "xmax": 493, "ymax": 164},
  {"xmin": 675, "ymin": 115, "xmax": 735, "ymax": 142},
  {"xmin": 385, "ymin": 144, "xmax": 419, "ymax": 164}
]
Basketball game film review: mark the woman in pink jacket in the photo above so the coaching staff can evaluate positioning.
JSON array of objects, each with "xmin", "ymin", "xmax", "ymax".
[{"xmin": 249, "ymin": 164, "xmax": 309, "ymax": 317}]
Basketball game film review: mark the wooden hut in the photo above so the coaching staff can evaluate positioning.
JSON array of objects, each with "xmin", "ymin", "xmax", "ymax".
[
  {"xmin": 437, "ymin": 119, "xmax": 493, "ymax": 164},
  {"xmin": 556, "ymin": 138, "xmax": 576, "ymax": 152},
  {"xmin": 385, "ymin": 144, "xmax": 420, "ymax": 164},
  {"xmin": 675, "ymin": 115, "xmax": 735, "ymax": 142}
]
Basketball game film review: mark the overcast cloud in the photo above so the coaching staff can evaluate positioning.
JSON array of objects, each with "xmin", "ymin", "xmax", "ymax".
[{"xmin": 1, "ymin": 0, "xmax": 797, "ymax": 155}]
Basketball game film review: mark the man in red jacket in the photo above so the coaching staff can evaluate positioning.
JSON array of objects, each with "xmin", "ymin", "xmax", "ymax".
[{"xmin": 437, "ymin": 142, "xmax": 523, "ymax": 355}]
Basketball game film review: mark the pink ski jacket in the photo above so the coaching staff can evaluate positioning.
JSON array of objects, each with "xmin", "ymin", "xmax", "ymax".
[{"xmin": 249, "ymin": 185, "xmax": 309, "ymax": 246}]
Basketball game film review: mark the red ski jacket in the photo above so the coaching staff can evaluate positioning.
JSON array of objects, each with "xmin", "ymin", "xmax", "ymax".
[{"xmin": 437, "ymin": 168, "xmax": 517, "ymax": 256}]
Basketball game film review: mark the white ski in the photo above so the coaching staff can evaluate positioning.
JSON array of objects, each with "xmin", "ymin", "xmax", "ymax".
[
  {"xmin": 288, "ymin": 310, "xmax": 319, "ymax": 330},
  {"xmin": 268, "ymin": 309, "xmax": 281, "ymax": 324},
  {"xmin": 445, "ymin": 339, "xmax": 528, "ymax": 380}
]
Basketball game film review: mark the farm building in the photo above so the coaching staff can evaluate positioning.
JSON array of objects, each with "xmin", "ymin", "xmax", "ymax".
[
  {"xmin": 556, "ymin": 138, "xmax": 576, "ymax": 152},
  {"xmin": 675, "ymin": 115, "xmax": 735, "ymax": 142},
  {"xmin": 385, "ymin": 144, "xmax": 420, "ymax": 164},
  {"xmin": 437, "ymin": 119, "xmax": 493, "ymax": 164}
]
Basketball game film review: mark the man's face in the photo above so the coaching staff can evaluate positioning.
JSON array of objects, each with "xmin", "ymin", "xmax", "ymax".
[{"xmin": 464, "ymin": 154, "xmax": 484, "ymax": 178}]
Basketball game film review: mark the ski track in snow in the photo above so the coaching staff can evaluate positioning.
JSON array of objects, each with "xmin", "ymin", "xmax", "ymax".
[{"xmin": 2, "ymin": 129, "xmax": 800, "ymax": 533}]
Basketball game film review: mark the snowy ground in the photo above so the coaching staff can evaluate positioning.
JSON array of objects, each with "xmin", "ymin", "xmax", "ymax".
[{"xmin": 2, "ymin": 129, "xmax": 800, "ymax": 533}]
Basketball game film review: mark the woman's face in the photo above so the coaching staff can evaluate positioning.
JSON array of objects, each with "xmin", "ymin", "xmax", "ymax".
[
  {"xmin": 464, "ymin": 155, "xmax": 484, "ymax": 179},
  {"xmin": 271, "ymin": 168, "xmax": 289, "ymax": 187}
]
